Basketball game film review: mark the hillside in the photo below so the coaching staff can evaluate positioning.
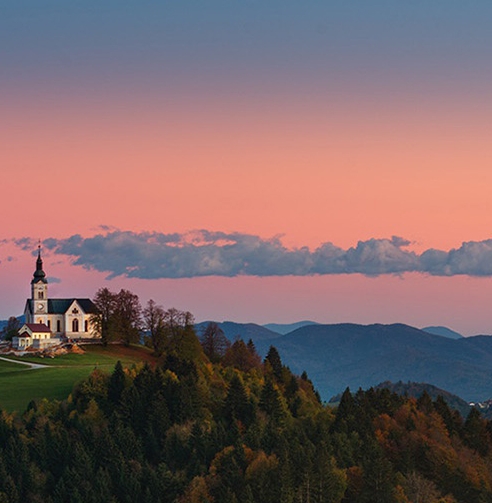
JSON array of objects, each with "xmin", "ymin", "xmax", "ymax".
[{"xmin": 264, "ymin": 323, "xmax": 492, "ymax": 402}]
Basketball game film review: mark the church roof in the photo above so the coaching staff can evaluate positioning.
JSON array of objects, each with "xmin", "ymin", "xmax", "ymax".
[
  {"xmin": 22, "ymin": 323, "xmax": 51, "ymax": 333},
  {"xmin": 25, "ymin": 298, "xmax": 98, "ymax": 315},
  {"xmin": 48, "ymin": 299, "xmax": 98, "ymax": 315}
]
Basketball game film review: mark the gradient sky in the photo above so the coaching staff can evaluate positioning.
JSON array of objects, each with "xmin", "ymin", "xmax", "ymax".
[{"xmin": 2, "ymin": 2, "xmax": 492, "ymax": 334}]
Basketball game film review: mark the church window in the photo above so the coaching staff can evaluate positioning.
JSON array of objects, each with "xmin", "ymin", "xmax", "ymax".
[
  {"xmin": 38, "ymin": 291, "xmax": 44, "ymax": 299},
  {"xmin": 72, "ymin": 308, "xmax": 79, "ymax": 314},
  {"xmin": 47, "ymin": 320, "xmax": 51, "ymax": 329},
  {"xmin": 72, "ymin": 319, "xmax": 79, "ymax": 332},
  {"xmin": 84, "ymin": 320, "xmax": 88, "ymax": 332},
  {"xmin": 57, "ymin": 320, "xmax": 61, "ymax": 332}
]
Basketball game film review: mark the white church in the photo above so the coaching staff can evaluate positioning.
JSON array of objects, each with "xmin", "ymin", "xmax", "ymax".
[{"xmin": 12, "ymin": 247, "xmax": 100, "ymax": 349}]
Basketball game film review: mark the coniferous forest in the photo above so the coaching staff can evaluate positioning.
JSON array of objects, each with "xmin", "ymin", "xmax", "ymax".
[{"xmin": 0, "ymin": 318, "xmax": 492, "ymax": 502}]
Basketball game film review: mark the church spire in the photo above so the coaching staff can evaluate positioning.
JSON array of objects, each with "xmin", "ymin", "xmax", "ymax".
[{"xmin": 32, "ymin": 242, "xmax": 47, "ymax": 284}]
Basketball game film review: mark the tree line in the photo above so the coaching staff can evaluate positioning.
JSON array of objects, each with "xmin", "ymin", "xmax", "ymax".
[{"xmin": 91, "ymin": 288, "xmax": 197, "ymax": 353}]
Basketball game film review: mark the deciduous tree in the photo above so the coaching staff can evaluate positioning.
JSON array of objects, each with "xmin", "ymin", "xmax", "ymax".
[
  {"xmin": 200, "ymin": 322, "xmax": 230, "ymax": 362},
  {"xmin": 114, "ymin": 289, "xmax": 142, "ymax": 346},
  {"xmin": 143, "ymin": 299, "xmax": 166, "ymax": 355},
  {"xmin": 91, "ymin": 287, "xmax": 118, "ymax": 345}
]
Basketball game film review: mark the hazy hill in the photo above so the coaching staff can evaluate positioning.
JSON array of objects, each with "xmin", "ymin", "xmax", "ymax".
[
  {"xmin": 195, "ymin": 321, "xmax": 280, "ymax": 343},
  {"xmin": 422, "ymin": 325, "xmax": 463, "ymax": 339},
  {"xmin": 263, "ymin": 321, "xmax": 319, "ymax": 335},
  {"xmin": 264, "ymin": 323, "xmax": 492, "ymax": 402}
]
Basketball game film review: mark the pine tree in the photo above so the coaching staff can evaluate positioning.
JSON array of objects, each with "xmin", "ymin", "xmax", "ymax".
[
  {"xmin": 264, "ymin": 346, "xmax": 283, "ymax": 380},
  {"xmin": 259, "ymin": 378, "xmax": 286, "ymax": 424},
  {"xmin": 463, "ymin": 407, "xmax": 489, "ymax": 455},
  {"xmin": 107, "ymin": 361, "xmax": 126, "ymax": 405},
  {"xmin": 224, "ymin": 374, "xmax": 254, "ymax": 426}
]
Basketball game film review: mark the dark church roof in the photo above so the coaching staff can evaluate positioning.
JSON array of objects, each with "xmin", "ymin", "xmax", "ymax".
[
  {"xmin": 25, "ymin": 299, "xmax": 98, "ymax": 315},
  {"xmin": 48, "ymin": 299, "xmax": 98, "ymax": 314},
  {"xmin": 20, "ymin": 323, "xmax": 51, "ymax": 334}
]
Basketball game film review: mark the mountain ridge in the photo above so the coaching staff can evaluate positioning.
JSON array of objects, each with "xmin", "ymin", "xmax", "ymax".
[{"xmin": 265, "ymin": 323, "xmax": 492, "ymax": 402}]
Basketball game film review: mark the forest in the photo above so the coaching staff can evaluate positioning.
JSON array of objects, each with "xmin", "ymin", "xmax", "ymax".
[{"xmin": 0, "ymin": 295, "xmax": 491, "ymax": 502}]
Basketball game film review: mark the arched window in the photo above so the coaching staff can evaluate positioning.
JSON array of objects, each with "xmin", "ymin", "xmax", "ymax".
[
  {"xmin": 38, "ymin": 291, "xmax": 44, "ymax": 299},
  {"xmin": 47, "ymin": 320, "xmax": 51, "ymax": 329},
  {"xmin": 72, "ymin": 319, "xmax": 79, "ymax": 332},
  {"xmin": 84, "ymin": 320, "xmax": 89, "ymax": 332},
  {"xmin": 57, "ymin": 320, "xmax": 61, "ymax": 332}
]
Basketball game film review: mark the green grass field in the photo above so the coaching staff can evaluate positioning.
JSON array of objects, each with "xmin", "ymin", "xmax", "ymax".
[{"xmin": 0, "ymin": 344, "xmax": 157, "ymax": 413}]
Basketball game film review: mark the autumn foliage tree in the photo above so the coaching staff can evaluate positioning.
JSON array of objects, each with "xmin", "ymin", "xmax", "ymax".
[{"xmin": 223, "ymin": 338, "xmax": 261, "ymax": 372}]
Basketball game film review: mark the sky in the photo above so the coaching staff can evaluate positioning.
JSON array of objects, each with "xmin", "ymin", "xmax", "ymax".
[{"xmin": 2, "ymin": 1, "xmax": 492, "ymax": 335}]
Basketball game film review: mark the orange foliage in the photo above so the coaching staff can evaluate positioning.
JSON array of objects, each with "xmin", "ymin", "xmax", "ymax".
[{"xmin": 374, "ymin": 399, "xmax": 492, "ymax": 494}]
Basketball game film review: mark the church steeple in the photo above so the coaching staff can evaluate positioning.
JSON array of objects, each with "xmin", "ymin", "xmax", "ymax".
[
  {"xmin": 31, "ymin": 244, "xmax": 49, "ymax": 317},
  {"xmin": 32, "ymin": 244, "xmax": 47, "ymax": 285}
]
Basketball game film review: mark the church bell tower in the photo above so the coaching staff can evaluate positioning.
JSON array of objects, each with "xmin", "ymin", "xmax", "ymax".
[{"xmin": 31, "ymin": 245, "xmax": 48, "ymax": 316}]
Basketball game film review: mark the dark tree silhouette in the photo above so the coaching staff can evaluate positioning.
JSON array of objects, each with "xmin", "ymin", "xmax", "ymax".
[{"xmin": 200, "ymin": 322, "xmax": 230, "ymax": 362}]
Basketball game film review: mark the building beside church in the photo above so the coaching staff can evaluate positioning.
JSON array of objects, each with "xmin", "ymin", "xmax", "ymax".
[
  {"xmin": 14, "ymin": 323, "xmax": 59, "ymax": 350},
  {"xmin": 13, "ymin": 248, "xmax": 100, "ymax": 349}
]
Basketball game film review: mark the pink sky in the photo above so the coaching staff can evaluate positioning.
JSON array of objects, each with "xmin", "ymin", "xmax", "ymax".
[
  {"xmin": 3, "ymin": 4, "xmax": 492, "ymax": 335},
  {"xmin": 3, "ymin": 92, "xmax": 492, "ymax": 249},
  {"xmin": 2, "ymin": 92, "xmax": 492, "ymax": 335}
]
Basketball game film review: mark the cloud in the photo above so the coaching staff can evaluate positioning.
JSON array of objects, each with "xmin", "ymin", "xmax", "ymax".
[
  {"xmin": 12, "ymin": 231, "xmax": 492, "ymax": 280},
  {"xmin": 421, "ymin": 240, "xmax": 492, "ymax": 276}
]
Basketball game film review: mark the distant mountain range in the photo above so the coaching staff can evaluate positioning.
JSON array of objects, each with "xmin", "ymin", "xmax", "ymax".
[{"xmin": 196, "ymin": 320, "xmax": 491, "ymax": 403}]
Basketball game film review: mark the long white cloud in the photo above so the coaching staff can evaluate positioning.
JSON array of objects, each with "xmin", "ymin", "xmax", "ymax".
[{"xmin": 13, "ymin": 231, "xmax": 492, "ymax": 279}]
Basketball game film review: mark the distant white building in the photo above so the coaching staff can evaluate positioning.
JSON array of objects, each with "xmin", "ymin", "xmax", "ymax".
[
  {"xmin": 12, "ymin": 323, "xmax": 60, "ymax": 350},
  {"xmin": 22, "ymin": 247, "xmax": 100, "ymax": 341}
]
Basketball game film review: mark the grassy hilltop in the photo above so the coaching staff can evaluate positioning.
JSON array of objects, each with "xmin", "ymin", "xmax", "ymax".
[{"xmin": 0, "ymin": 344, "xmax": 156, "ymax": 412}]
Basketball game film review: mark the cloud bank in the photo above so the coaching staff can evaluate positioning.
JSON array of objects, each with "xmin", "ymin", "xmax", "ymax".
[{"xmin": 14, "ymin": 230, "xmax": 492, "ymax": 279}]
